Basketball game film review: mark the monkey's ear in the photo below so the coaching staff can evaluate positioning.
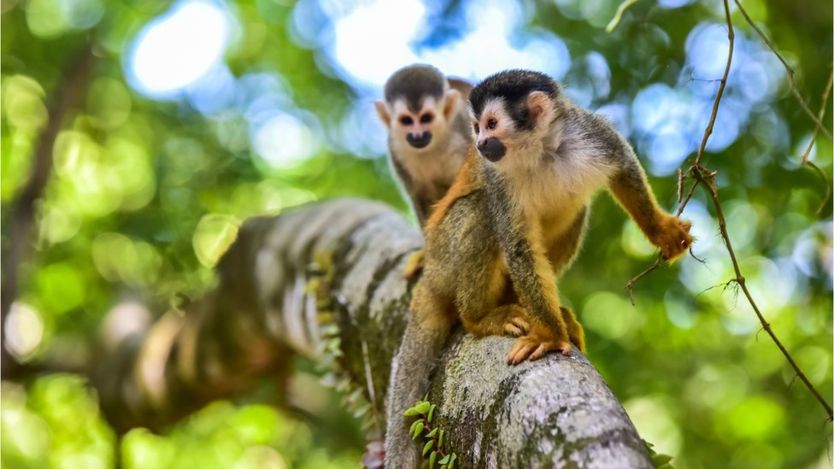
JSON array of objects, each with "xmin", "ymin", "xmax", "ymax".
[
  {"xmin": 527, "ymin": 91, "xmax": 554, "ymax": 128},
  {"xmin": 442, "ymin": 89, "xmax": 461, "ymax": 120},
  {"xmin": 374, "ymin": 100, "xmax": 391, "ymax": 128}
]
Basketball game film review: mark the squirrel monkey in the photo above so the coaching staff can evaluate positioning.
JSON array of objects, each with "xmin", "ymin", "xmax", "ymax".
[
  {"xmin": 384, "ymin": 70, "xmax": 693, "ymax": 467},
  {"xmin": 375, "ymin": 65, "xmax": 474, "ymax": 279},
  {"xmin": 375, "ymin": 64, "xmax": 473, "ymax": 226}
]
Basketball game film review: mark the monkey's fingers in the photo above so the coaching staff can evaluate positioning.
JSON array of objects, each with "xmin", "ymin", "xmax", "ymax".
[
  {"xmin": 529, "ymin": 341, "xmax": 572, "ymax": 361},
  {"xmin": 654, "ymin": 216, "xmax": 694, "ymax": 261},
  {"xmin": 503, "ymin": 322, "xmax": 525, "ymax": 337},
  {"xmin": 503, "ymin": 316, "xmax": 530, "ymax": 337},
  {"xmin": 507, "ymin": 341, "xmax": 537, "ymax": 366}
]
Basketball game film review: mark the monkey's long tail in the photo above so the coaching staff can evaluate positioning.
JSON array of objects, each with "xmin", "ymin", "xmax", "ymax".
[{"xmin": 384, "ymin": 314, "xmax": 453, "ymax": 469}]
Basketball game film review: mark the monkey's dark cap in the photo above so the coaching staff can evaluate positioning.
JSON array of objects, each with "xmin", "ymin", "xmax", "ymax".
[
  {"xmin": 384, "ymin": 64, "xmax": 446, "ymax": 113},
  {"xmin": 469, "ymin": 69, "xmax": 560, "ymax": 118}
]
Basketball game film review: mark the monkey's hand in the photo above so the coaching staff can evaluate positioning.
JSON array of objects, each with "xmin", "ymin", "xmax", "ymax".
[
  {"xmin": 403, "ymin": 250, "xmax": 425, "ymax": 280},
  {"xmin": 503, "ymin": 314, "xmax": 530, "ymax": 337},
  {"xmin": 462, "ymin": 305, "xmax": 530, "ymax": 337},
  {"xmin": 649, "ymin": 215, "xmax": 694, "ymax": 261},
  {"xmin": 506, "ymin": 326, "xmax": 572, "ymax": 365}
]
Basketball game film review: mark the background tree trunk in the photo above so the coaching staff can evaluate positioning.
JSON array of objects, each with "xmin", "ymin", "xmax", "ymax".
[{"xmin": 93, "ymin": 198, "xmax": 653, "ymax": 467}]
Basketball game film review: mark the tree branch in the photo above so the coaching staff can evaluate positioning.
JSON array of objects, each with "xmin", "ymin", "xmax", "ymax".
[
  {"xmin": 626, "ymin": 0, "xmax": 833, "ymax": 420},
  {"xmin": 93, "ymin": 199, "xmax": 652, "ymax": 466},
  {"xmin": 1, "ymin": 45, "xmax": 96, "ymax": 379}
]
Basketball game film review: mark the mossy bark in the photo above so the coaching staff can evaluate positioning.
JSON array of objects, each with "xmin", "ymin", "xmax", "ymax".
[{"xmin": 94, "ymin": 198, "xmax": 652, "ymax": 467}]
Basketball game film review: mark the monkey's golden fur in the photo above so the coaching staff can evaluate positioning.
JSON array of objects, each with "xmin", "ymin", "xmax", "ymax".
[{"xmin": 384, "ymin": 70, "xmax": 693, "ymax": 468}]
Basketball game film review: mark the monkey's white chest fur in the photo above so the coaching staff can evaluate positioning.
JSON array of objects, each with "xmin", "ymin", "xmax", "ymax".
[{"xmin": 512, "ymin": 129, "xmax": 616, "ymax": 238}]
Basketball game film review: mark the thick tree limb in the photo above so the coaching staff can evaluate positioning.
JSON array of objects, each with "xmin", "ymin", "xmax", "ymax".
[{"xmin": 94, "ymin": 198, "xmax": 652, "ymax": 466}]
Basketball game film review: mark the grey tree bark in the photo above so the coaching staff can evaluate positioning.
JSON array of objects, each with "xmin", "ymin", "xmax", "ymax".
[{"xmin": 93, "ymin": 198, "xmax": 652, "ymax": 468}]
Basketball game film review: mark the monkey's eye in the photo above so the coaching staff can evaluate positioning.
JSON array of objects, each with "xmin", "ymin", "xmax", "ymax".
[
  {"xmin": 473, "ymin": 123, "xmax": 480, "ymax": 133},
  {"xmin": 487, "ymin": 118, "xmax": 497, "ymax": 130},
  {"xmin": 399, "ymin": 116, "xmax": 414, "ymax": 125},
  {"xmin": 420, "ymin": 113, "xmax": 434, "ymax": 124}
]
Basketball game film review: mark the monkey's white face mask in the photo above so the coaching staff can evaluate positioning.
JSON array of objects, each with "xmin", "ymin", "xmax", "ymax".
[
  {"xmin": 375, "ymin": 91, "xmax": 461, "ymax": 153},
  {"xmin": 474, "ymin": 93, "xmax": 557, "ymax": 172}
]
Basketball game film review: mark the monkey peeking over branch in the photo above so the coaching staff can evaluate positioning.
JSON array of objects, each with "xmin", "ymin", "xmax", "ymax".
[
  {"xmin": 375, "ymin": 65, "xmax": 474, "ymax": 280},
  {"xmin": 375, "ymin": 64, "xmax": 473, "ymax": 227},
  {"xmin": 384, "ymin": 69, "xmax": 693, "ymax": 468}
]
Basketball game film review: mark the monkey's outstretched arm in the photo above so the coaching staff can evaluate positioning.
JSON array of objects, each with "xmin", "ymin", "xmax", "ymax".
[
  {"xmin": 384, "ymin": 285, "xmax": 454, "ymax": 469},
  {"xmin": 483, "ymin": 171, "xmax": 572, "ymax": 364},
  {"xmin": 594, "ymin": 118, "xmax": 693, "ymax": 261}
]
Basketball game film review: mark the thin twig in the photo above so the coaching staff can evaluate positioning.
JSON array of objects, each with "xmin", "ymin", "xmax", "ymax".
[
  {"xmin": 624, "ymin": 257, "xmax": 662, "ymax": 305},
  {"xmin": 606, "ymin": 0, "xmax": 639, "ymax": 33},
  {"xmin": 626, "ymin": 0, "xmax": 834, "ymax": 420},
  {"xmin": 805, "ymin": 160, "xmax": 831, "ymax": 216},
  {"xmin": 692, "ymin": 10, "xmax": 735, "ymax": 169},
  {"xmin": 676, "ymin": 169, "xmax": 684, "ymax": 203},
  {"xmin": 798, "ymin": 69, "xmax": 833, "ymax": 215},
  {"xmin": 627, "ymin": 1, "xmax": 735, "ymax": 290},
  {"xmin": 692, "ymin": 165, "xmax": 833, "ymax": 418},
  {"xmin": 734, "ymin": 0, "xmax": 832, "ymax": 139},
  {"xmin": 799, "ymin": 69, "xmax": 833, "ymax": 165}
]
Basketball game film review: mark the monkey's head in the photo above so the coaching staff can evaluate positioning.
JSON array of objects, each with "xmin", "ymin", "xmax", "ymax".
[
  {"xmin": 375, "ymin": 64, "xmax": 463, "ymax": 152},
  {"xmin": 469, "ymin": 70, "xmax": 563, "ymax": 165}
]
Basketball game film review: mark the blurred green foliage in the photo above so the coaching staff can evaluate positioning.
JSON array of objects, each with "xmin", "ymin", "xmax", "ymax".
[
  {"xmin": 2, "ymin": 375, "xmax": 361, "ymax": 468},
  {"xmin": 1, "ymin": 0, "xmax": 832, "ymax": 467}
]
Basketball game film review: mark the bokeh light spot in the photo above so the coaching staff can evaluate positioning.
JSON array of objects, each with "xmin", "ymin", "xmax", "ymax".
[
  {"xmin": 192, "ymin": 214, "xmax": 241, "ymax": 267},
  {"xmin": 252, "ymin": 114, "xmax": 319, "ymax": 168},
  {"xmin": 5, "ymin": 302, "xmax": 45, "ymax": 360},
  {"xmin": 3, "ymin": 75, "xmax": 48, "ymax": 131},
  {"xmin": 624, "ymin": 396, "xmax": 682, "ymax": 456},
  {"xmin": 581, "ymin": 291, "xmax": 641, "ymax": 341},
  {"xmin": 126, "ymin": 0, "xmax": 233, "ymax": 98}
]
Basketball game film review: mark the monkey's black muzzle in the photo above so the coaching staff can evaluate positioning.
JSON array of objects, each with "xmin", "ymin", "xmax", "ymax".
[
  {"xmin": 478, "ymin": 137, "xmax": 506, "ymax": 162},
  {"xmin": 406, "ymin": 131, "xmax": 432, "ymax": 149}
]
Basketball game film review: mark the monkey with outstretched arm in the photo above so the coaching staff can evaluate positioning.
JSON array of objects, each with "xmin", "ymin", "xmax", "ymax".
[{"xmin": 384, "ymin": 70, "xmax": 694, "ymax": 467}]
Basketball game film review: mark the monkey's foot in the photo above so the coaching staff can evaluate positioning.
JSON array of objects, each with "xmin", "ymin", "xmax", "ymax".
[
  {"xmin": 503, "ymin": 316, "xmax": 530, "ymax": 337},
  {"xmin": 652, "ymin": 216, "xmax": 694, "ymax": 261},
  {"xmin": 403, "ymin": 250, "xmax": 425, "ymax": 280},
  {"xmin": 506, "ymin": 336, "xmax": 571, "ymax": 365}
]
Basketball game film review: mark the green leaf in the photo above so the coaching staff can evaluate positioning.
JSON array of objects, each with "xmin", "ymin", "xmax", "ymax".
[
  {"xmin": 449, "ymin": 453, "xmax": 457, "ymax": 469},
  {"xmin": 428, "ymin": 404, "xmax": 437, "ymax": 422},
  {"xmin": 411, "ymin": 421, "xmax": 424, "ymax": 440},
  {"xmin": 414, "ymin": 401, "xmax": 431, "ymax": 415},
  {"xmin": 404, "ymin": 404, "xmax": 422, "ymax": 417},
  {"xmin": 652, "ymin": 454, "xmax": 673, "ymax": 465},
  {"xmin": 429, "ymin": 451, "xmax": 437, "ymax": 468},
  {"xmin": 409, "ymin": 420, "xmax": 421, "ymax": 437},
  {"xmin": 438, "ymin": 454, "xmax": 451, "ymax": 465},
  {"xmin": 352, "ymin": 404, "xmax": 370, "ymax": 418},
  {"xmin": 335, "ymin": 377, "xmax": 351, "ymax": 393},
  {"xmin": 438, "ymin": 429, "xmax": 445, "ymax": 448},
  {"xmin": 422, "ymin": 440, "xmax": 434, "ymax": 456},
  {"xmin": 427, "ymin": 428, "xmax": 438, "ymax": 438},
  {"xmin": 347, "ymin": 388, "xmax": 364, "ymax": 405}
]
